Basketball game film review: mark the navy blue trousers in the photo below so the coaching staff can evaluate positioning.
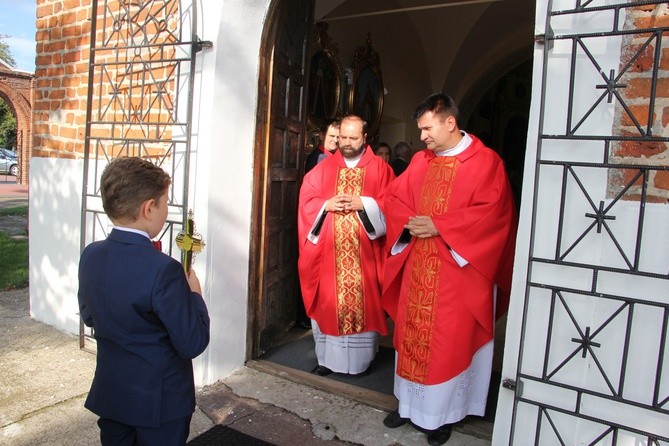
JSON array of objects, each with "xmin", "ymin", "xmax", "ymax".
[{"xmin": 97, "ymin": 415, "xmax": 192, "ymax": 446}]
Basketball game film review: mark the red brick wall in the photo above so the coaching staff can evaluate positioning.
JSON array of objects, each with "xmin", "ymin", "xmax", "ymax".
[
  {"xmin": 34, "ymin": 0, "xmax": 178, "ymax": 161},
  {"xmin": 34, "ymin": 0, "xmax": 91, "ymax": 159},
  {"xmin": 0, "ymin": 66, "xmax": 33, "ymax": 183},
  {"xmin": 611, "ymin": 4, "xmax": 669, "ymax": 202}
]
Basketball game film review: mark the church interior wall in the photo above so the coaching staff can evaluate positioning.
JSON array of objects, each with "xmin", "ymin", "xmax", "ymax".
[
  {"xmin": 315, "ymin": 0, "xmax": 536, "ymax": 151},
  {"xmin": 442, "ymin": 1, "xmax": 536, "ymax": 102},
  {"xmin": 315, "ymin": 8, "xmax": 429, "ymax": 148}
]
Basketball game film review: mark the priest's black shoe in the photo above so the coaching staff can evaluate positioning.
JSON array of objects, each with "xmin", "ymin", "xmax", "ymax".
[
  {"xmin": 383, "ymin": 410, "xmax": 408, "ymax": 428},
  {"xmin": 426, "ymin": 424, "xmax": 452, "ymax": 445},
  {"xmin": 296, "ymin": 318, "xmax": 312, "ymax": 330},
  {"xmin": 311, "ymin": 365, "xmax": 332, "ymax": 376}
]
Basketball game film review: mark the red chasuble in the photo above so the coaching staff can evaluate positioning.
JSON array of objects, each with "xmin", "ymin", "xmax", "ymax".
[
  {"xmin": 298, "ymin": 147, "xmax": 394, "ymax": 337},
  {"xmin": 382, "ymin": 135, "xmax": 517, "ymax": 385}
]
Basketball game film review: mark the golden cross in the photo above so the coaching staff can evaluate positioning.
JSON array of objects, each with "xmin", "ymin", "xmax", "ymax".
[{"xmin": 175, "ymin": 209, "xmax": 205, "ymax": 273}]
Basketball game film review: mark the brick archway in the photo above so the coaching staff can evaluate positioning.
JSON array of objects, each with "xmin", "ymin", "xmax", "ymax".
[{"xmin": 0, "ymin": 63, "xmax": 33, "ymax": 184}]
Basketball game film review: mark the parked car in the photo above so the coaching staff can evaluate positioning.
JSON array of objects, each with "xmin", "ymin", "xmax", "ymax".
[
  {"xmin": 0, "ymin": 148, "xmax": 17, "ymax": 159},
  {"xmin": 0, "ymin": 151, "xmax": 18, "ymax": 176}
]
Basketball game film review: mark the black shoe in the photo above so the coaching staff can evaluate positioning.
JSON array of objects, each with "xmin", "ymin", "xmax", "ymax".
[
  {"xmin": 383, "ymin": 410, "xmax": 408, "ymax": 428},
  {"xmin": 311, "ymin": 365, "xmax": 332, "ymax": 376},
  {"xmin": 427, "ymin": 424, "xmax": 452, "ymax": 445},
  {"xmin": 297, "ymin": 318, "xmax": 312, "ymax": 330}
]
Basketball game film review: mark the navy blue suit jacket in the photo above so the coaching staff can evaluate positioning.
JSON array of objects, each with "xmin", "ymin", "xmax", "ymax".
[{"xmin": 78, "ymin": 228, "xmax": 210, "ymax": 428}]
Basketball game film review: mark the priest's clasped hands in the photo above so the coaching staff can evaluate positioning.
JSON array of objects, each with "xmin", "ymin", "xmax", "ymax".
[
  {"xmin": 405, "ymin": 215, "xmax": 439, "ymax": 238},
  {"xmin": 325, "ymin": 194, "xmax": 364, "ymax": 213}
]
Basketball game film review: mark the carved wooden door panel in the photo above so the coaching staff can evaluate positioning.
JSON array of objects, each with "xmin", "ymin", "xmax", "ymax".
[{"xmin": 250, "ymin": 0, "xmax": 314, "ymax": 355}]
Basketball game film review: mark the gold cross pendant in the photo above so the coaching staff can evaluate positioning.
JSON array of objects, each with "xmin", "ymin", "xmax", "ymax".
[{"xmin": 175, "ymin": 209, "xmax": 205, "ymax": 273}]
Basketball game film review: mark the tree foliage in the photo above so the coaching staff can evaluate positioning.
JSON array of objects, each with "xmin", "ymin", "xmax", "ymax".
[
  {"xmin": 0, "ymin": 35, "xmax": 16, "ymax": 67},
  {"xmin": 0, "ymin": 99, "xmax": 17, "ymax": 149},
  {"xmin": 0, "ymin": 35, "xmax": 17, "ymax": 149}
]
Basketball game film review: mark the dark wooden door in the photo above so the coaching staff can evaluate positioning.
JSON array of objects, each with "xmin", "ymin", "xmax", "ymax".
[{"xmin": 250, "ymin": 0, "xmax": 314, "ymax": 356}]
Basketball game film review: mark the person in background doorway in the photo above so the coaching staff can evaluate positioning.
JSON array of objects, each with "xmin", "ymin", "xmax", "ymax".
[
  {"xmin": 374, "ymin": 142, "xmax": 391, "ymax": 164},
  {"xmin": 390, "ymin": 141, "xmax": 411, "ymax": 176},
  {"xmin": 381, "ymin": 93, "xmax": 517, "ymax": 445},
  {"xmin": 78, "ymin": 156, "xmax": 210, "ymax": 446},
  {"xmin": 298, "ymin": 115, "xmax": 395, "ymax": 376},
  {"xmin": 305, "ymin": 119, "xmax": 340, "ymax": 173}
]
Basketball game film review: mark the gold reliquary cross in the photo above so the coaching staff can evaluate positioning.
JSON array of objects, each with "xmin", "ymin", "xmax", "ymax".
[{"xmin": 175, "ymin": 209, "xmax": 205, "ymax": 273}]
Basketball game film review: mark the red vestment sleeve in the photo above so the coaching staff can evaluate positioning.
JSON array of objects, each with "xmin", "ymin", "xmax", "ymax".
[{"xmin": 432, "ymin": 143, "xmax": 517, "ymax": 330}]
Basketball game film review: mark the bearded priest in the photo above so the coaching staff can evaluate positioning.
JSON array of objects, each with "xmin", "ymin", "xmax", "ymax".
[{"xmin": 298, "ymin": 114, "xmax": 395, "ymax": 377}]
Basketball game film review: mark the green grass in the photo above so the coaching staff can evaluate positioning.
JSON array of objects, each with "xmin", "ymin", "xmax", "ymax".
[
  {"xmin": 0, "ymin": 205, "xmax": 28, "ymax": 216},
  {"xmin": 0, "ymin": 205, "xmax": 29, "ymax": 290}
]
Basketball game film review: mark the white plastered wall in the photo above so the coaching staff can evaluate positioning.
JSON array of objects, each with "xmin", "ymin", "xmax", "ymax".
[{"xmin": 29, "ymin": 0, "xmax": 273, "ymax": 387}]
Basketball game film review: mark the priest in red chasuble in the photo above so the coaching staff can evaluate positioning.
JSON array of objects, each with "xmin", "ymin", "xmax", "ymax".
[
  {"xmin": 298, "ymin": 115, "xmax": 395, "ymax": 376},
  {"xmin": 381, "ymin": 93, "xmax": 517, "ymax": 446}
]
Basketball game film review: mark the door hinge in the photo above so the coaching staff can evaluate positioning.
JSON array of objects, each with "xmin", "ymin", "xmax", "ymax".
[
  {"xmin": 534, "ymin": 25, "xmax": 554, "ymax": 51},
  {"xmin": 502, "ymin": 378, "xmax": 523, "ymax": 397},
  {"xmin": 194, "ymin": 38, "xmax": 213, "ymax": 53}
]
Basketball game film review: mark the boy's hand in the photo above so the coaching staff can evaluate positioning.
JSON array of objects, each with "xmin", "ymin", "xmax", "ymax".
[{"xmin": 187, "ymin": 269, "xmax": 202, "ymax": 295}]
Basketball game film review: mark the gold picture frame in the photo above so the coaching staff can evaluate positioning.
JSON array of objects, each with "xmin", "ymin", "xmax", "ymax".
[
  {"xmin": 347, "ymin": 33, "xmax": 384, "ymax": 142},
  {"xmin": 307, "ymin": 22, "xmax": 343, "ymax": 140}
]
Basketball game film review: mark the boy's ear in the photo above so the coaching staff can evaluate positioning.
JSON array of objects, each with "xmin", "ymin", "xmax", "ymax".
[{"xmin": 138, "ymin": 198, "xmax": 155, "ymax": 220}]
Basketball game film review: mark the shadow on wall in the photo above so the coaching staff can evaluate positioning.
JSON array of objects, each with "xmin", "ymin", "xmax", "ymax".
[{"xmin": 29, "ymin": 158, "xmax": 84, "ymax": 334}]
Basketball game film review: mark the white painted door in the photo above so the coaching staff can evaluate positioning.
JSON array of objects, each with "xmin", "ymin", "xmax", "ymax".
[{"xmin": 494, "ymin": 1, "xmax": 669, "ymax": 444}]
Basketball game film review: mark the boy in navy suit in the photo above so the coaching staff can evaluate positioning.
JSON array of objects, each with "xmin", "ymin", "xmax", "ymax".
[{"xmin": 78, "ymin": 156, "xmax": 210, "ymax": 446}]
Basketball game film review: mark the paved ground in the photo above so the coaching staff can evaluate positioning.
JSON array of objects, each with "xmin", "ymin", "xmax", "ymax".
[
  {"xmin": 0, "ymin": 177, "xmax": 491, "ymax": 446},
  {"xmin": 0, "ymin": 177, "xmax": 28, "ymax": 208}
]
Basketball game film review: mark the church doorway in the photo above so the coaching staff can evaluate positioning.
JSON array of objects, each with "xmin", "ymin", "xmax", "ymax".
[{"xmin": 249, "ymin": 0, "xmax": 535, "ymax": 441}]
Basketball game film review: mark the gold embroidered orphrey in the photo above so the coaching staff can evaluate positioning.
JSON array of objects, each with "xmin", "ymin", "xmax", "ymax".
[
  {"xmin": 398, "ymin": 156, "xmax": 459, "ymax": 383},
  {"xmin": 175, "ymin": 209, "xmax": 206, "ymax": 273},
  {"xmin": 333, "ymin": 167, "xmax": 365, "ymax": 335}
]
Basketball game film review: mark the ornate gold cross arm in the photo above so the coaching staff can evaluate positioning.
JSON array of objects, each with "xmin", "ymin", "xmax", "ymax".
[{"xmin": 175, "ymin": 210, "xmax": 205, "ymax": 273}]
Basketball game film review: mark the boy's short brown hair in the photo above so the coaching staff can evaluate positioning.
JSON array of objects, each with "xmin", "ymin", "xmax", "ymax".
[{"xmin": 101, "ymin": 157, "xmax": 171, "ymax": 222}]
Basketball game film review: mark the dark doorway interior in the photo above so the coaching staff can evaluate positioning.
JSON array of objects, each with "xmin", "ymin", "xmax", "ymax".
[
  {"xmin": 465, "ymin": 59, "xmax": 533, "ymax": 209},
  {"xmin": 260, "ymin": 327, "xmax": 395, "ymax": 394},
  {"xmin": 250, "ymin": 5, "xmax": 534, "ymax": 444}
]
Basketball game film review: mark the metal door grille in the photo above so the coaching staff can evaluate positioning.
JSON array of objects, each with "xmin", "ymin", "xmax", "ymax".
[
  {"xmin": 79, "ymin": 0, "xmax": 208, "ymax": 349},
  {"xmin": 510, "ymin": 1, "xmax": 669, "ymax": 444}
]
